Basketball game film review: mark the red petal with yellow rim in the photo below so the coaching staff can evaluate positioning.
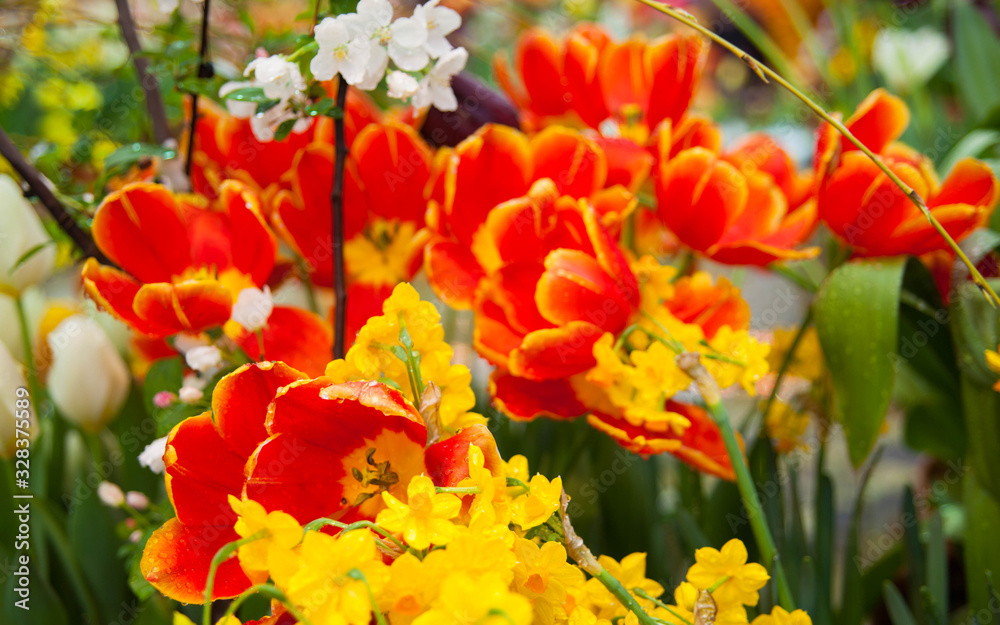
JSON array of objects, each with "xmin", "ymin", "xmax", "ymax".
[
  {"xmin": 352, "ymin": 121, "xmax": 433, "ymax": 226},
  {"xmin": 646, "ymin": 34, "xmax": 705, "ymax": 129},
  {"xmin": 508, "ymin": 321, "xmax": 603, "ymax": 380},
  {"xmin": 212, "ymin": 361, "xmax": 307, "ymax": 458},
  {"xmin": 424, "ymin": 237, "xmax": 485, "ymax": 309},
  {"xmin": 81, "ymin": 259, "xmax": 177, "ymax": 337},
  {"xmin": 424, "ymin": 424, "xmax": 503, "ymax": 486},
  {"xmin": 530, "ymin": 127, "xmax": 607, "ymax": 198},
  {"xmin": 535, "ymin": 249, "xmax": 634, "ymax": 333},
  {"xmin": 133, "ymin": 280, "xmax": 233, "ymax": 334},
  {"xmin": 516, "ymin": 29, "xmax": 571, "ymax": 117},
  {"xmin": 219, "ymin": 180, "xmax": 278, "ymax": 285},
  {"xmin": 490, "ymin": 370, "xmax": 589, "ymax": 421},
  {"xmin": 140, "ymin": 518, "xmax": 260, "ymax": 604},
  {"xmin": 92, "ymin": 183, "xmax": 193, "ymax": 283},
  {"xmin": 232, "ymin": 307, "xmax": 332, "ymax": 378}
]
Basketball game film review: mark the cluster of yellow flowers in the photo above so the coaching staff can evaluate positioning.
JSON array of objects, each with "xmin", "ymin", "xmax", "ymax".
[
  {"xmin": 326, "ymin": 283, "xmax": 485, "ymax": 435},
  {"xmin": 761, "ymin": 327, "xmax": 827, "ymax": 453},
  {"xmin": 585, "ymin": 258, "xmax": 770, "ymax": 434}
]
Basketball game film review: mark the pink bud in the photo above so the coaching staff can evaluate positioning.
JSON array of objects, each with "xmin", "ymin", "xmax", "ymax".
[{"xmin": 153, "ymin": 391, "xmax": 176, "ymax": 408}]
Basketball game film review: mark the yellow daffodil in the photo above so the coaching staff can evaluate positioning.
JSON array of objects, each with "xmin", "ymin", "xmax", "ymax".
[
  {"xmin": 511, "ymin": 474, "xmax": 562, "ymax": 530},
  {"xmin": 377, "ymin": 475, "xmax": 461, "ymax": 550},
  {"xmin": 686, "ymin": 539, "xmax": 769, "ymax": 608},
  {"xmin": 764, "ymin": 402, "xmax": 810, "ymax": 453},
  {"xmin": 660, "ymin": 581, "xmax": 750, "ymax": 625},
  {"xmin": 585, "ymin": 553, "xmax": 664, "ymax": 619},
  {"xmin": 228, "ymin": 496, "xmax": 302, "ymax": 578},
  {"xmin": 512, "ymin": 538, "xmax": 586, "ymax": 625},
  {"xmin": 412, "ymin": 571, "xmax": 532, "ymax": 625},
  {"xmin": 751, "ymin": 606, "xmax": 813, "ymax": 625}
]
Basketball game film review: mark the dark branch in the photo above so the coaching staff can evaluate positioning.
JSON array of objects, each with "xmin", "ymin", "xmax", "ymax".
[
  {"xmin": 332, "ymin": 79, "xmax": 349, "ymax": 360},
  {"xmin": 186, "ymin": 0, "xmax": 214, "ymax": 177},
  {"xmin": 115, "ymin": 0, "xmax": 171, "ymax": 145},
  {"xmin": 0, "ymin": 126, "xmax": 110, "ymax": 264}
]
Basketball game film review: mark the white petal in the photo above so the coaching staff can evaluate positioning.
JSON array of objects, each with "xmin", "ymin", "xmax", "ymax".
[
  {"xmin": 231, "ymin": 286, "xmax": 274, "ymax": 331},
  {"xmin": 219, "ymin": 81, "xmax": 257, "ymax": 118},
  {"xmin": 390, "ymin": 16, "xmax": 428, "ymax": 49},
  {"xmin": 429, "ymin": 5, "xmax": 461, "ymax": 36},
  {"xmin": 430, "ymin": 81, "xmax": 458, "ymax": 111},
  {"xmin": 356, "ymin": 44, "xmax": 389, "ymax": 90},
  {"xmin": 387, "ymin": 71, "xmax": 420, "ymax": 99},
  {"xmin": 389, "ymin": 41, "xmax": 430, "ymax": 72},
  {"xmin": 410, "ymin": 80, "xmax": 432, "ymax": 109},
  {"xmin": 432, "ymin": 46, "xmax": 468, "ymax": 78},
  {"xmin": 357, "ymin": 0, "xmax": 393, "ymax": 29},
  {"xmin": 314, "ymin": 17, "xmax": 350, "ymax": 48},
  {"xmin": 340, "ymin": 37, "xmax": 373, "ymax": 85},
  {"xmin": 310, "ymin": 52, "xmax": 339, "ymax": 81},
  {"xmin": 424, "ymin": 35, "xmax": 454, "ymax": 58}
]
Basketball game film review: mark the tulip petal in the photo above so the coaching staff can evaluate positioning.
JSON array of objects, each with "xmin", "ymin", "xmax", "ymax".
[
  {"xmin": 424, "ymin": 237, "xmax": 486, "ymax": 309},
  {"xmin": 133, "ymin": 281, "xmax": 233, "ymax": 334},
  {"xmin": 352, "ymin": 121, "xmax": 433, "ymax": 225},
  {"xmin": 81, "ymin": 259, "xmax": 177, "ymax": 337},
  {"xmin": 530, "ymin": 127, "xmax": 607, "ymax": 198},
  {"xmin": 424, "ymin": 424, "xmax": 503, "ymax": 486},
  {"xmin": 535, "ymin": 249, "xmax": 634, "ymax": 333},
  {"xmin": 212, "ymin": 361, "xmax": 307, "ymax": 458},
  {"xmin": 140, "ymin": 518, "xmax": 259, "ymax": 604},
  {"xmin": 646, "ymin": 34, "xmax": 705, "ymax": 129},
  {"xmin": 842, "ymin": 89, "xmax": 910, "ymax": 155},
  {"xmin": 231, "ymin": 307, "xmax": 333, "ymax": 378},
  {"xmin": 490, "ymin": 370, "xmax": 589, "ymax": 421},
  {"xmin": 515, "ymin": 29, "xmax": 571, "ymax": 117},
  {"xmin": 219, "ymin": 180, "xmax": 278, "ymax": 286},
  {"xmin": 508, "ymin": 320, "xmax": 603, "ymax": 380}
]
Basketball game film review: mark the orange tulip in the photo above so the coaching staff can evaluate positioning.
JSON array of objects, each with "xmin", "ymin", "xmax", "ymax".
[
  {"xmin": 816, "ymin": 89, "xmax": 999, "ymax": 256},
  {"xmin": 654, "ymin": 132, "xmax": 820, "ymax": 266},
  {"xmin": 141, "ymin": 363, "xmax": 428, "ymax": 603}
]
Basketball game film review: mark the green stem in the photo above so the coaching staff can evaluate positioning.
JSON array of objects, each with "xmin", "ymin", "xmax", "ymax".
[
  {"xmin": 35, "ymin": 499, "xmax": 103, "ymax": 624},
  {"xmin": 255, "ymin": 328, "xmax": 266, "ymax": 361},
  {"xmin": 634, "ymin": 588, "xmax": 694, "ymax": 625},
  {"xmin": 435, "ymin": 486, "xmax": 480, "ymax": 494},
  {"xmin": 752, "ymin": 307, "xmax": 814, "ymax": 437},
  {"xmin": 701, "ymin": 390, "xmax": 796, "ymax": 610},
  {"xmin": 203, "ymin": 530, "xmax": 268, "ymax": 625},
  {"xmin": 348, "ymin": 568, "xmax": 388, "ymax": 625},
  {"xmin": 593, "ymin": 568, "xmax": 660, "ymax": 625},
  {"xmin": 633, "ymin": 0, "xmax": 1000, "ymax": 309},
  {"xmin": 769, "ymin": 263, "xmax": 819, "ymax": 293},
  {"xmin": 15, "ymin": 296, "xmax": 40, "ymax": 396},
  {"xmin": 303, "ymin": 518, "xmax": 407, "ymax": 552}
]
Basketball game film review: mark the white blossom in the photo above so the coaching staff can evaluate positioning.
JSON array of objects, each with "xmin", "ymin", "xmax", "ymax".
[
  {"xmin": 388, "ymin": 14, "xmax": 430, "ymax": 71},
  {"xmin": 244, "ymin": 55, "xmax": 307, "ymax": 100},
  {"xmin": 231, "ymin": 286, "xmax": 274, "ymax": 332},
  {"xmin": 178, "ymin": 386, "xmax": 204, "ymax": 404},
  {"xmin": 412, "ymin": 47, "xmax": 468, "ymax": 111},
  {"xmin": 872, "ymin": 28, "xmax": 949, "ymax": 93},
  {"xmin": 387, "ymin": 70, "xmax": 420, "ymax": 100},
  {"xmin": 139, "ymin": 437, "xmax": 168, "ymax": 474},
  {"xmin": 413, "ymin": 0, "xmax": 461, "ymax": 58},
  {"xmin": 312, "ymin": 16, "xmax": 373, "ymax": 84},
  {"xmin": 221, "ymin": 54, "xmax": 313, "ymax": 143},
  {"xmin": 185, "ymin": 345, "xmax": 222, "ymax": 373}
]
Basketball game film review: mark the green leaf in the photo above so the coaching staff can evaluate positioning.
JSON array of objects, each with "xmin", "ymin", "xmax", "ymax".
[
  {"xmin": 273, "ymin": 118, "xmax": 298, "ymax": 142},
  {"xmin": 951, "ymin": 279, "xmax": 1000, "ymax": 501},
  {"xmin": 966, "ymin": 469, "xmax": 1000, "ymax": 619},
  {"xmin": 924, "ymin": 512, "xmax": 948, "ymax": 625},
  {"xmin": 103, "ymin": 143, "xmax": 176, "ymax": 172},
  {"xmin": 142, "ymin": 357, "xmax": 184, "ymax": 416},
  {"xmin": 883, "ymin": 582, "xmax": 919, "ymax": 625},
  {"xmin": 306, "ymin": 97, "xmax": 336, "ymax": 116},
  {"xmin": 815, "ymin": 258, "xmax": 907, "ymax": 466},
  {"xmin": 8, "ymin": 242, "xmax": 55, "ymax": 275},
  {"xmin": 939, "ymin": 130, "xmax": 1000, "ymax": 174},
  {"xmin": 953, "ymin": 0, "xmax": 1000, "ymax": 122},
  {"xmin": 69, "ymin": 491, "xmax": 129, "ymax": 623},
  {"xmin": 221, "ymin": 87, "xmax": 270, "ymax": 102},
  {"xmin": 3, "ymin": 574, "xmax": 69, "ymax": 625}
]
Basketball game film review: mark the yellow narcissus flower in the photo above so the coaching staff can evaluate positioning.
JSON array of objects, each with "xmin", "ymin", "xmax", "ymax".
[
  {"xmin": 511, "ymin": 474, "xmax": 562, "ymax": 530},
  {"xmin": 764, "ymin": 402, "xmax": 810, "ymax": 454},
  {"xmin": 703, "ymin": 326, "xmax": 771, "ymax": 395},
  {"xmin": 985, "ymin": 347, "xmax": 1000, "ymax": 391},
  {"xmin": 377, "ymin": 474, "xmax": 461, "ymax": 550},
  {"xmin": 345, "ymin": 220, "xmax": 422, "ymax": 287},
  {"xmin": 751, "ymin": 606, "xmax": 813, "ymax": 625},
  {"xmin": 173, "ymin": 614, "xmax": 239, "ymax": 625},
  {"xmin": 228, "ymin": 496, "xmax": 302, "ymax": 578},
  {"xmin": 585, "ymin": 553, "xmax": 664, "ymax": 619},
  {"xmin": 271, "ymin": 530, "xmax": 388, "ymax": 625},
  {"xmin": 424, "ymin": 527, "xmax": 517, "ymax": 583},
  {"xmin": 767, "ymin": 326, "xmax": 825, "ymax": 383},
  {"xmin": 412, "ymin": 571, "xmax": 532, "ymax": 625},
  {"xmin": 384, "ymin": 552, "xmax": 440, "ymax": 625},
  {"xmin": 686, "ymin": 539, "xmax": 769, "ymax": 608},
  {"xmin": 512, "ymin": 538, "xmax": 586, "ymax": 625},
  {"xmin": 659, "ymin": 582, "xmax": 750, "ymax": 625},
  {"xmin": 327, "ymin": 282, "xmax": 484, "ymax": 434}
]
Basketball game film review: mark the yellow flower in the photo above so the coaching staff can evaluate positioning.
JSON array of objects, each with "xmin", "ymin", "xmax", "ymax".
[
  {"xmin": 703, "ymin": 327, "xmax": 770, "ymax": 395},
  {"xmin": 327, "ymin": 282, "xmax": 482, "ymax": 434},
  {"xmin": 686, "ymin": 539, "xmax": 769, "ymax": 608},
  {"xmin": 512, "ymin": 538, "xmax": 586, "ymax": 625},
  {"xmin": 659, "ymin": 582, "xmax": 749, "ymax": 625},
  {"xmin": 384, "ymin": 552, "xmax": 440, "ymax": 624},
  {"xmin": 424, "ymin": 528, "xmax": 517, "ymax": 582},
  {"xmin": 751, "ymin": 606, "xmax": 813, "ymax": 625},
  {"xmin": 505, "ymin": 455, "xmax": 531, "ymax": 485},
  {"xmin": 271, "ymin": 530, "xmax": 388, "ymax": 625},
  {"xmin": 763, "ymin": 401, "xmax": 810, "ymax": 453},
  {"xmin": 457, "ymin": 444, "xmax": 504, "ymax": 514},
  {"xmin": 511, "ymin": 475, "xmax": 562, "ymax": 530},
  {"xmin": 986, "ymin": 347, "xmax": 1000, "ymax": 392},
  {"xmin": 228, "ymin": 496, "xmax": 302, "ymax": 578},
  {"xmin": 767, "ymin": 327, "xmax": 824, "ymax": 382},
  {"xmin": 173, "ymin": 614, "xmax": 240, "ymax": 625},
  {"xmin": 345, "ymin": 219, "xmax": 422, "ymax": 287},
  {"xmin": 377, "ymin": 475, "xmax": 461, "ymax": 550},
  {"xmin": 585, "ymin": 553, "xmax": 664, "ymax": 619},
  {"xmin": 412, "ymin": 571, "xmax": 532, "ymax": 625}
]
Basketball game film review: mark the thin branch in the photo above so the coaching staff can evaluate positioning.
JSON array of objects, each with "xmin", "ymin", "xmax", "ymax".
[
  {"xmin": 634, "ymin": 0, "xmax": 1000, "ymax": 309},
  {"xmin": 186, "ymin": 0, "xmax": 214, "ymax": 177},
  {"xmin": 114, "ymin": 0, "xmax": 170, "ymax": 145},
  {"xmin": 332, "ymin": 79, "xmax": 350, "ymax": 359},
  {"xmin": 0, "ymin": 126, "xmax": 109, "ymax": 264}
]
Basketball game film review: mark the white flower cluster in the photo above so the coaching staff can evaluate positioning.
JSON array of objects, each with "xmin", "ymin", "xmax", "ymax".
[
  {"xmin": 221, "ymin": 54, "xmax": 313, "ymax": 142},
  {"xmin": 311, "ymin": 0, "xmax": 468, "ymax": 110}
]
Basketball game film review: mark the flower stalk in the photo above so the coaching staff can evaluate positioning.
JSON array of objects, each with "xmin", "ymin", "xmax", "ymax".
[
  {"xmin": 676, "ymin": 352, "xmax": 796, "ymax": 611},
  {"xmin": 332, "ymin": 77, "xmax": 349, "ymax": 359},
  {"xmin": 634, "ymin": 0, "xmax": 1000, "ymax": 308}
]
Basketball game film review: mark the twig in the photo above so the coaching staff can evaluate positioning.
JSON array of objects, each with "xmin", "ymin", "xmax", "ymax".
[
  {"xmin": 114, "ymin": 0, "xmax": 170, "ymax": 145},
  {"xmin": 0, "ymin": 126, "xmax": 109, "ymax": 263},
  {"xmin": 634, "ymin": 0, "xmax": 1000, "ymax": 309},
  {"xmin": 186, "ymin": 0, "xmax": 214, "ymax": 177},
  {"xmin": 676, "ymin": 352, "xmax": 796, "ymax": 611},
  {"xmin": 331, "ymin": 79, "xmax": 349, "ymax": 359}
]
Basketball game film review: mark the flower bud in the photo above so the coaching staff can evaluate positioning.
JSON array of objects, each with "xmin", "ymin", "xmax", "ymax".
[
  {"xmin": 46, "ymin": 315, "xmax": 130, "ymax": 432},
  {"xmin": 125, "ymin": 491, "xmax": 150, "ymax": 510},
  {"xmin": 0, "ymin": 174, "xmax": 56, "ymax": 295},
  {"xmin": 178, "ymin": 386, "xmax": 204, "ymax": 404},
  {"xmin": 0, "ymin": 340, "xmax": 37, "ymax": 459},
  {"xmin": 185, "ymin": 345, "xmax": 222, "ymax": 373},
  {"xmin": 97, "ymin": 481, "xmax": 125, "ymax": 507}
]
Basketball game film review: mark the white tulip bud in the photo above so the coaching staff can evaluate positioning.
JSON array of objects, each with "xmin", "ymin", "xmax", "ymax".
[
  {"xmin": 47, "ymin": 315, "xmax": 130, "ymax": 432},
  {"xmin": 0, "ymin": 175, "xmax": 56, "ymax": 295},
  {"xmin": 0, "ymin": 340, "xmax": 36, "ymax": 459}
]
